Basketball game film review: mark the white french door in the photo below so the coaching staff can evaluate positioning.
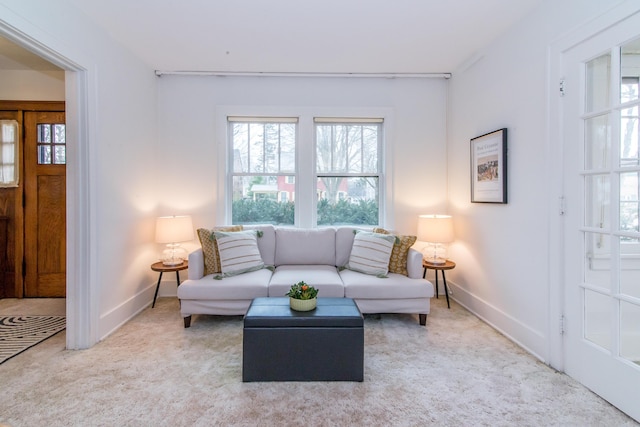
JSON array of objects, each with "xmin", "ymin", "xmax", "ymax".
[{"xmin": 562, "ymin": 11, "xmax": 640, "ymax": 421}]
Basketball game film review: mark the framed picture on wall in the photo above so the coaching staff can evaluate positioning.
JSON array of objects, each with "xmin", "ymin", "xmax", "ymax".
[{"xmin": 470, "ymin": 128, "xmax": 507, "ymax": 204}]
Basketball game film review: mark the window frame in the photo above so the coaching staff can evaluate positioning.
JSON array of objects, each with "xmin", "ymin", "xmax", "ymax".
[
  {"xmin": 313, "ymin": 118, "xmax": 384, "ymax": 227},
  {"xmin": 217, "ymin": 107, "xmax": 392, "ymax": 228}
]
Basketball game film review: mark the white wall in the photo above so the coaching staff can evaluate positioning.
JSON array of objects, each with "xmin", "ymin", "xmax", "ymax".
[
  {"xmin": 447, "ymin": 0, "xmax": 626, "ymax": 361},
  {"xmin": 0, "ymin": 0, "xmax": 159, "ymax": 346},
  {"xmin": 0, "ymin": 70, "xmax": 65, "ymax": 100},
  {"xmin": 156, "ymin": 75, "xmax": 448, "ymax": 239}
]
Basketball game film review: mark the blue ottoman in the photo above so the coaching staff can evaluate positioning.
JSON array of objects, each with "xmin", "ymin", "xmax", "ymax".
[{"xmin": 243, "ymin": 297, "xmax": 364, "ymax": 382}]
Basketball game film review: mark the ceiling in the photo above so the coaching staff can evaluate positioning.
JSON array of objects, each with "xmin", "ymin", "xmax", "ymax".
[{"xmin": 57, "ymin": 0, "xmax": 544, "ymax": 74}]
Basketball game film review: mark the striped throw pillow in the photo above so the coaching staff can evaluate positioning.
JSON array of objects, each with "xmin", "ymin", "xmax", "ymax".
[
  {"xmin": 347, "ymin": 231, "xmax": 396, "ymax": 277},
  {"xmin": 197, "ymin": 225, "xmax": 243, "ymax": 275},
  {"xmin": 213, "ymin": 230, "xmax": 264, "ymax": 277}
]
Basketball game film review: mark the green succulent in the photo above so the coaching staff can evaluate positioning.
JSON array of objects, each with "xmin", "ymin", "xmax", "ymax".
[{"xmin": 285, "ymin": 281, "xmax": 318, "ymax": 300}]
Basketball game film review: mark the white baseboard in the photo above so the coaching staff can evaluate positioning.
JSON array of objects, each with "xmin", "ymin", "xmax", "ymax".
[
  {"xmin": 448, "ymin": 280, "xmax": 548, "ymax": 363},
  {"xmin": 99, "ymin": 276, "xmax": 183, "ymax": 340},
  {"xmin": 98, "ymin": 285, "xmax": 155, "ymax": 341}
]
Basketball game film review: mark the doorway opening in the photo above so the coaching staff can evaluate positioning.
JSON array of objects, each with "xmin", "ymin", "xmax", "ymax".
[{"xmin": 0, "ymin": 23, "xmax": 94, "ymax": 350}]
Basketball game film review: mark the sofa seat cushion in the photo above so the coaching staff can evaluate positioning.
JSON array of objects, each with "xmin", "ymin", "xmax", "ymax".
[
  {"xmin": 340, "ymin": 269, "xmax": 434, "ymax": 299},
  {"xmin": 177, "ymin": 269, "xmax": 272, "ymax": 300},
  {"xmin": 268, "ymin": 265, "xmax": 345, "ymax": 298}
]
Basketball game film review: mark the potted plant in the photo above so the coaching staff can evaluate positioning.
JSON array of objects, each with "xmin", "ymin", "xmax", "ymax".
[{"xmin": 286, "ymin": 281, "xmax": 319, "ymax": 311}]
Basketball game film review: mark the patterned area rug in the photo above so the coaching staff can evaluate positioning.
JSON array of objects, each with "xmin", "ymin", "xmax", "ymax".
[{"xmin": 0, "ymin": 316, "xmax": 66, "ymax": 365}]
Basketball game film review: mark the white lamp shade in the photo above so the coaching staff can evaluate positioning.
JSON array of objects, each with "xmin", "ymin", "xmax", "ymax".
[
  {"xmin": 417, "ymin": 214, "xmax": 454, "ymax": 243},
  {"xmin": 155, "ymin": 215, "xmax": 194, "ymax": 243}
]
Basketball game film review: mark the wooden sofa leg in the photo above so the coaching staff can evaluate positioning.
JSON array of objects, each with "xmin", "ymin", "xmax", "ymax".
[
  {"xmin": 183, "ymin": 315, "xmax": 192, "ymax": 328},
  {"xmin": 419, "ymin": 314, "xmax": 427, "ymax": 326}
]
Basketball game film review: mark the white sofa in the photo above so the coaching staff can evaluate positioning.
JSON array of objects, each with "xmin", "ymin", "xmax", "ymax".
[{"xmin": 177, "ymin": 225, "xmax": 434, "ymax": 327}]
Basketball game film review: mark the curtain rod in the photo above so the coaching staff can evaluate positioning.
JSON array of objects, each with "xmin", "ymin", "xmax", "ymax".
[{"xmin": 154, "ymin": 70, "xmax": 451, "ymax": 79}]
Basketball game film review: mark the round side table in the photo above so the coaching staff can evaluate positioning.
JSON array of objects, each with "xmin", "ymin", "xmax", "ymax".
[
  {"xmin": 422, "ymin": 259, "xmax": 456, "ymax": 309},
  {"xmin": 151, "ymin": 260, "xmax": 188, "ymax": 308}
]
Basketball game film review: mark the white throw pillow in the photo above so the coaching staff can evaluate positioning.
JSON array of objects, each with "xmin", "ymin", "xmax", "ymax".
[
  {"xmin": 213, "ymin": 230, "xmax": 264, "ymax": 277},
  {"xmin": 346, "ymin": 231, "xmax": 396, "ymax": 277}
]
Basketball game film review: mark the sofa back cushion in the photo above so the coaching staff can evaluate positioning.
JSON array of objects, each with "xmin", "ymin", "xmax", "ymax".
[
  {"xmin": 245, "ymin": 224, "xmax": 276, "ymax": 266},
  {"xmin": 335, "ymin": 227, "xmax": 356, "ymax": 267},
  {"xmin": 335, "ymin": 226, "xmax": 371, "ymax": 267},
  {"xmin": 275, "ymin": 227, "xmax": 336, "ymax": 266}
]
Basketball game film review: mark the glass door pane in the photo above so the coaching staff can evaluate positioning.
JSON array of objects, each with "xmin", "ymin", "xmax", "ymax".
[
  {"xmin": 620, "ymin": 37, "xmax": 640, "ymax": 104},
  {"xmin": 585, "ymin": 114, "xmax": 611, "ymax": 169},
  {"xmin": 584, "ymin": 174, "xmax": 610, "ymax": 229},
  {"xmin": 586, "ymin": 53, "xmax": 611, "ymax": 113},
  {"xmin": 620, "ymin": 301, "xmax": 640, "ymax": 364},
  {"xmin": 584, "ymin": 288, "xmax": 612, "ymax": 351}
]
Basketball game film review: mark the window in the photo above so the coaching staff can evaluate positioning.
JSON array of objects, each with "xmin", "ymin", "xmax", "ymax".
[
  {"xmin": 229, "ymin": 117, "xmax": 297, "ymax": 225},
  {"xmin": 315, "ymin": 118, "xmax": 382, "ymax": 226},
  {"xmin": 227, "ymin": 116, "xmax": 384, "ymax": 227},
  {"xmin": 37, "ymin": 123, "xmax": 66, "ymax": 165},
  {"xmin": 0, "ymin": 120, "xmax": 19, "ymax": 187}
]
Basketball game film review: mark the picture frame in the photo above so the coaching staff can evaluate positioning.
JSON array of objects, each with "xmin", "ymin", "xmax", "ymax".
[{"xmin": 470, "ymin": 128, "xmax": 507, "ymax": 204}]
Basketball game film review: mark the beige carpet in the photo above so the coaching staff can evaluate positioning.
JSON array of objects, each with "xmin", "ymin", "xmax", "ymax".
[{"xmin": 0, "ymin": 296, "xmax": 636, "ymax": 427}]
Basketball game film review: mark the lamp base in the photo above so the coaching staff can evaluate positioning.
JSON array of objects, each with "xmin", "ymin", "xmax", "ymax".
[
  {"xmin": 424, "ymin": 256, "xmax": 447, "ymax": 265},
  {"xmin": 161, "ymin": 244, "xmax": 187, "ymax": 266}
]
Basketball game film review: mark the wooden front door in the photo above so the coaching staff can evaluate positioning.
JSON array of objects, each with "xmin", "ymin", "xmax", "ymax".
[{"xmin": 23, "ymin": 111, "xmax": 66, "ymax": 297}]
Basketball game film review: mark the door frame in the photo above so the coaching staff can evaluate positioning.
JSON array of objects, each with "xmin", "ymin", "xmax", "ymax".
[
  {"xmin": 548, "ymin": 0, "xmax": 640, "ymax": 372},
  {"xmin": 0, "ymin": 19, "xmax": 97, "ymax": 349}
]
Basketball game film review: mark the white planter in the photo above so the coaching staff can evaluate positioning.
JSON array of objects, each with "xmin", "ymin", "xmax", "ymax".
[{"xmin": 289, "ymin": 297, "xmax": 317, "ymax": 312}]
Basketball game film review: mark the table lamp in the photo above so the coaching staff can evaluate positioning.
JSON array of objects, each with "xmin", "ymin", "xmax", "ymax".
[
  {"xmin": 155, "ymin": 215, "xmax": 194, "ymax": 266},
  {"xmin": 417, "ymin": 214, "xmax": 454, "ymax": 264}
]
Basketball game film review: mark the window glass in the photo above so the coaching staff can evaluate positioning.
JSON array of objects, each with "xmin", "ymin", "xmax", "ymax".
[
  {"xmin": 229, "ymin": 118, "xmax": 297, "ymax": 225},
  {"xmin": 36, "ymin": 123, "xmax": 65, "ymax": 165},
  {"xmin": 228, "ymin": 116, "xmax": 384, "ymax": 227},
  {"xmin": 0, "ymin": 120, "xmax": 19, "ymax": 186},
  {"xmin": 315, "ymin": 119, "xmax": 382, "ymax": 226}
]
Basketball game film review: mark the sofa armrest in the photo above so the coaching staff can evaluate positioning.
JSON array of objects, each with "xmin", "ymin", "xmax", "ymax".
[
  {"xmin": 406, "ymin": 248, "xmax": 424, "ymax": 279},
  {"xmin": 188, "ymin": 248, "xmax": 205, "ymax": 280}
]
